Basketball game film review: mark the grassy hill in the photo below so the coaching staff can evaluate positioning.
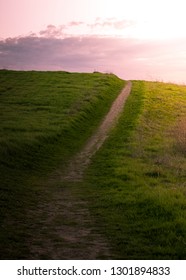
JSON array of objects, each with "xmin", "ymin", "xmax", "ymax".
[
  {"xmin": 0, "ymin": 70, "xmax": 125, "ymax": 259},
  {"xmin": 0, "ymin": 70, "xmax": 186, "ymax": 259}
]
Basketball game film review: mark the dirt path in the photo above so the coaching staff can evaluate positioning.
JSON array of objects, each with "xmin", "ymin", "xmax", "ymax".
[
  {"xmin": 64, "ymin": 81, "xmax": 132, "ymax": 181},
  {"xmin": 29, "ymin": 185, "xmax": 112, "ymax": 259},
  {"xmin": 29, "ymin": 81, "xmax": 132, "ymax": 259}
]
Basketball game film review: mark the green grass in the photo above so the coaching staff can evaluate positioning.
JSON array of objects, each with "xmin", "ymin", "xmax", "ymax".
[
  {"xmin": 0, "ymin": 70, "xmax": 125, "ymax": 172},
  {"xmin": 83, "ymin": 81, "xmax": 186, "ymax": 259},
  {"xmin": 0, "ymin": 70, "xmax": 125, "ymax": 259},
  {"xmin": 1, "ymin": 71, "xmax": 186, "ymax": 260}
]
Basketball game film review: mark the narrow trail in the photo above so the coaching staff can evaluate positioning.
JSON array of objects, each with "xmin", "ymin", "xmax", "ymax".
[
  {"xmin": 63, "ymin": 81, "xmax": 132, "ymax": 181},
  {"xmin": 29, "ymin": 81, "xmax": 132, "ymax": 260}
]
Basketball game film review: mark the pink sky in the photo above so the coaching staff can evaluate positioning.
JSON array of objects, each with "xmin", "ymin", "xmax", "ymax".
[{"xmin": 1, "ymin": 0, "xmax": 186, "ymax": 83}]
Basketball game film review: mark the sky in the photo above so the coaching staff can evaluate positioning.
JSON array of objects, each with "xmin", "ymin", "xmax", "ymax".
[{"xmin": 1, "ymin": 0, "xmax": 186, "ymax": 83}]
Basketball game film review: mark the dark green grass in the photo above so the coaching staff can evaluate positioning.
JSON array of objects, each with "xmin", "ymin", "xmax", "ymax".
[
  {"xmin": 83, "ymin": 81, "xmax": 186, "ymax": 259},
  {"xmin": 0, "ymin": 70, "xmax": 125, "ymax": 172},
  {"xmin": 0, "ymin": 70, "xmax": 125, "ymax": 259}
]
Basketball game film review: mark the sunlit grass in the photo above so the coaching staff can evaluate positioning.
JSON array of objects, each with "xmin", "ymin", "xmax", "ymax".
[{"xmin": 84, "ymin": 81, "xmax": 186, "ymax": 259}]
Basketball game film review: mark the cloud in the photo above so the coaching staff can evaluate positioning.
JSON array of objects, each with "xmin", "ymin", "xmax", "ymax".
[
  {"xmin": 38, "ymin": 22, "xmax": 85, "ymax": 38},
  {"xmin": 68, "ymin": 21, "xmax": 84, "ymax": 27},
  {"xmin": 0, "ymin": 35, "xmax": 142, "ymax": 72},
  {"xmin": 39, "ymin": 25, "xmax": 66, "ymax": 38},
  {"xmin": 33, "ymin": 19, "xmax": 136, "ymax": 39},
  {"xmin": 0, "ymin": 33, "xmax": 186, "ymax": 83},
  {"xmin": 88, "ymin": 18, "xmax": 135, "ymax": 30}
]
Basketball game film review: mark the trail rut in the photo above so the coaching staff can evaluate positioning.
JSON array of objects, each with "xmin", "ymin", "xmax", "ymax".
[{"xmin": 64, "ymin": 81, "xmax": 132, "ymax": 181}]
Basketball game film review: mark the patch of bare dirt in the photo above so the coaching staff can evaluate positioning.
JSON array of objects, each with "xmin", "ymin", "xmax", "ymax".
[{"xmin": 29, "ymin": 185, "xmax": 111, "ymax": 259}]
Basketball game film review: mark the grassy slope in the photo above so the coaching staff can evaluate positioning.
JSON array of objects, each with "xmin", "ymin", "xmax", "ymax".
[
  {"xmin": 0, "ymin": 70, "xmax": 125, "ymax": 259},
  {"xmin": 83, "ymin": 81, "xmax": 186, "ymax": 259},
  {"xmin": 1, "ymin": 71, "xmax": 186, "ymax": 260}
]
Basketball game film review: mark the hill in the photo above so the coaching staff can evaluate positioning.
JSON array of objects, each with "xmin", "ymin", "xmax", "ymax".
[
  {"xmin": 0, "ymin": 71, "xmax": 186, "ymax": 259},
  {"xmin": 0, "ymin": 70, "xmax": 125, "ymax": 259}
]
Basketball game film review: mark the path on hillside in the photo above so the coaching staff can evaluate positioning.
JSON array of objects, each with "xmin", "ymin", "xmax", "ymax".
[
  {"xmin": 64, "ymin": 81, "xmax": 132, "ymax": 181},
  {"xmin": 30, "ymin": 81, "xmax": 132, "ymax": 260}
]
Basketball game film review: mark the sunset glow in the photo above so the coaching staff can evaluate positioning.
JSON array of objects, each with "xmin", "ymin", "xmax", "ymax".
[{"xmin": 1, "ymin": 0, "xmax": 186, "ymax": 83}]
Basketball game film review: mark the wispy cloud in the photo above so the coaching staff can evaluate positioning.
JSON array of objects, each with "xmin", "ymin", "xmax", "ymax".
[
  {"xmin": 88, "ymin": 18, "xmax": 135, "ymax": 30},
  {"xmin": 38, "ymin": 22, "xmax": 85, "ymax": 38},
  {"xmin": 39, "ymin": 25, "xmax": 66, "ymax": 38},
  {"xmin": 68, "ymin": 21, "xmax": 84, "ymax": 27},
  {"xmin": 26, "ymin": 19, "xmax": 136, "ymax": 39}
]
